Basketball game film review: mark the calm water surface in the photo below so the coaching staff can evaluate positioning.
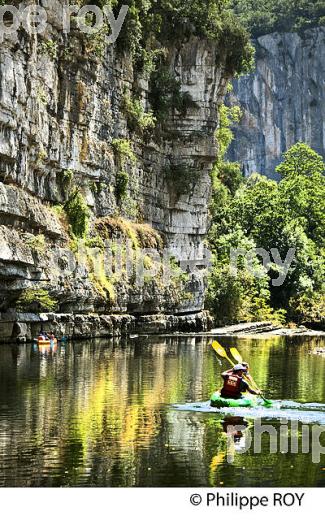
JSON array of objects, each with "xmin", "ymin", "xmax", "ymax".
[{"xmin": 0, "ymin": 335, "xmax": 325, "ymax": 487}]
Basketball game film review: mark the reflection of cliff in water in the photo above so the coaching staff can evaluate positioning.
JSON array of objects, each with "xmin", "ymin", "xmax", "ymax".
[
  {"xmin": 0, "ymin": 335, "xmax": 324, "ymax": 487},
  {"xmin": 0, "ymin": 337, "xmax": 213, "ymax": 486}
]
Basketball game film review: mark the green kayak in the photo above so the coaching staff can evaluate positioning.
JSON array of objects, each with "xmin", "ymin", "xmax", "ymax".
[{"xmin": 210, "ymin": 391, "xmax": 273, "ymax": 408}]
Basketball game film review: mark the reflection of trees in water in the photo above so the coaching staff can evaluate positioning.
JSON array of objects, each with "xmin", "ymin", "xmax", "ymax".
[
  {"xmin": 0, "ymin": 337, "xmax": 218, "ymax": 486},
  {"xmin": 0, "ymin": 335, "xmax": 324, "ymax": 486}
]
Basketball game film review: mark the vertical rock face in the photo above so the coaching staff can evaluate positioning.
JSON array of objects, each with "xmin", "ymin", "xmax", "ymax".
[
  {"xmin": 0, "ymin": 2, "xmax": 229, "ymax": 338},
  {"xmin": 228, "ymin": 27, "xmax": 325, "ymax": 178}
]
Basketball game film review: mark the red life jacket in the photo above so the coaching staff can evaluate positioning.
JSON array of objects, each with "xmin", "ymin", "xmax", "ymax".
[{"xmin": 221, "ymin": 374, "xmax": 242, "ymax": 398}]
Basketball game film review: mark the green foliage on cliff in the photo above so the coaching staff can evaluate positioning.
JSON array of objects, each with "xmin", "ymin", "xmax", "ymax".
[
  {"xmin": 208, "ymin": 142, "xmax": 325, "ymax": 326},
  {"xmin": 16, "ymin": 289, "xmax": 58, "ymax": 313},
  {"xmin": 64, "ymin": 189, "xmax": 90, "ymax": 238},
  {"xmin": 122, "ymin": 92, "xmax": 156, "ymax": 133},
  {"xmin": 61, "ymin": 169, "xmax": 75, "ymax": 187},
  {"xmin": 95, "ymin": 216, "xmax": 164, "ymax": 250},
  {"xmin": 112, "ymin": 138, "xmax": 136, "ymax": 165},
  {"xmin": 149, "ymin": 68, "xmax": 199, "ymax": 122},
  {"xmin": 40, "ymin": 39, "xmax": 58, "ymax": 60},
  {"xmin": 231, "ymin": 0, "xmax": 325, "ymax": 37},
  {"xmin": 115, "ymin": 170, "xmax": 129, "ymax": 201},
  {"xmin": 164, "ymin": 164, "xmax": 200, "ymax": 200},
  {"xmin": 112, "ymin": 139, "xmax": 136, "ymax": 201},
  {"xmin": 25, "ymin": 234, "xmax": 46, "ymax": 254},
  {"xmin": 113, "ymin": 0, "xmax": 254, "ymax": 75},
  {"xmin": 214, "ymin": 103, "xmax": 244, "ymax": 196}
]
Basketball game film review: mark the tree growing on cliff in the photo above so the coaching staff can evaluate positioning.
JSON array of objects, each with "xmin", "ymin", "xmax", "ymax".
[
  {"xmin": 112, "ymin": 0, "xmax": 254, "ymax": 76},
  {"xmin": 16, "ymin": 289, "xmax": 58, "ymax": 313},
  {"xmin": 64, "ymin": 189, "xmax": 90, "ymax": 239}
]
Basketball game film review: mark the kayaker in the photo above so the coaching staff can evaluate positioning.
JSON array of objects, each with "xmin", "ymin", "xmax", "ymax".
[
  {"xmin": 220, "ymin": 364, "xmax": 261, "ymax": 400},
  {"xmin": 241, "ymin": 361, "xmax": 255, "ymax": 387}
]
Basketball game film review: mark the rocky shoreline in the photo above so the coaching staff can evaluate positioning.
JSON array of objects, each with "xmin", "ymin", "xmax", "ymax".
[
  {"xmin": 0, "ymin": 310, "xmax": 213, "ymax": 344},
  {"xmin": 1, "ymin": 314, "xmax": 324, "ymax": 344},
  {"xmin": 209, "ymin": 321, "xmax": 325, "ymax": 338}
]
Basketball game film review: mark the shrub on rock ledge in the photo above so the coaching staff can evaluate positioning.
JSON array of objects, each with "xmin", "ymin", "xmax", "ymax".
[{"xmin": 16, "ymin": 289, "xmax": 58, "ymax": 313}]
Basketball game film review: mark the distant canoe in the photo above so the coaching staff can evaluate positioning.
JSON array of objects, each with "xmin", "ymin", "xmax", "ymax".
[{"xmin": 34, "ymin": 339, "xmax": 58, "ymax": 348}]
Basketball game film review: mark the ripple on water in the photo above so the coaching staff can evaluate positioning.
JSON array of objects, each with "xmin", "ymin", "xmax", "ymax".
[{"xmin": 172, "ymin": 400, "xmax": 325, "ymax": 424}]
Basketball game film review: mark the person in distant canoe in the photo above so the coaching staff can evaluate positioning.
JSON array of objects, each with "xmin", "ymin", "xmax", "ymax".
[
  {"xmin": 220, "ymin": 364, "xmax": 261, "ymax": 399},
  {"xmin": 38, "ymin": 331, "xmax": 48, "ymax": 340}
]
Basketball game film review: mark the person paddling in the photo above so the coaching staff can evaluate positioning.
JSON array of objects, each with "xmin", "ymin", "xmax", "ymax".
[
  {"xmin": 220, "ymin": 364, "xmax": 261, "ymax": 400},
  {"xmin": 241, "ymin": 361, "xmax": 255, "ymax": 387}
]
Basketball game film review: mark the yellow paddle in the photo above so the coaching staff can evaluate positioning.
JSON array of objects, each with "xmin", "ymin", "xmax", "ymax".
[
  {"xmin": 229, "ymin": 347, "xmax": 271, "ymax": 405},
  {"xmin": 211, "ymin": 340, "xmax": 235, "ymax": 366},
  {"xmin": 229, "ymin": 347, "xmax": 243, "ymax": 364},
  {"xmin": 230, "ymin": 347, "xmax": 256, "ymax": 387},
  {"xmin": 212, "ymin": 340, "xmax": 253, "ymax": 387}
]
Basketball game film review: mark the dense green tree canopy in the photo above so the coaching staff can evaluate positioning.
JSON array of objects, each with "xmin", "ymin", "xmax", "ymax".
[
  {"xmin": 208, "ymin": 143, "xmax": 325, "ymax": 326},
  {"xmin": 231, "ymin": 0, "xmax": 325, "ymax": 37}
]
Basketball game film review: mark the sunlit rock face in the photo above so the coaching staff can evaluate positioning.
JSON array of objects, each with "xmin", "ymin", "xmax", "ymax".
[
  {"xmin": 0, "ymin": 2, "xmax": 229, "ymax": 339},
  {"xmin": 227, "ymin": 27, "xmax": 325, "ymax": 179}
]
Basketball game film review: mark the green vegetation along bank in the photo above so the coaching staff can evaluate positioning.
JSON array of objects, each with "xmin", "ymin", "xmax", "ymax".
[{"xmin": 207, "ymin": 137, "xmax": 325, "ymax": 328}]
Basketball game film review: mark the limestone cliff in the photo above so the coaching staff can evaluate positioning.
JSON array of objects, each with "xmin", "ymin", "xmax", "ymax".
[
  {"xmin": 227, "ymin": 27, "xmax": 325, "ymax": 178},
  {"xmin": 0, "ymin": 1, "xmax": 231, "ymax": 341}
]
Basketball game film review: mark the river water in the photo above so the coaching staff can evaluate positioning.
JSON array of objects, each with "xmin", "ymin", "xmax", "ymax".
[{"xmin": 0, "ymin": 335, "xmax": 324, "ymax": 487}]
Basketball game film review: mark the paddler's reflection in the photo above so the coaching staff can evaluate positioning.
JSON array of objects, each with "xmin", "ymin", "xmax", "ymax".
[
  {"xmin": 209, "ymin": 417, "xmax": 250, "ymax": 484},
  {"xmin": 222, "ymin": 416, "xmax": 248, "ymax": 443},
  {"xmin": 222, "ymin": 416, "xmax": 251, "ymax": 461}
]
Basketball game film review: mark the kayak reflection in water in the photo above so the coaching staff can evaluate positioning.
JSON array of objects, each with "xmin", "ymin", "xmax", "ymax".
[{"xmin": 221, "ymin": 364, "xmax": 261, "ymax": 399}]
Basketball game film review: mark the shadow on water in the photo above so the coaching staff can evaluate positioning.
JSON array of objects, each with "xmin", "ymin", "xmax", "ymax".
[{"xmin": 0, "ymin": 334, "xmax": 324, "ymax": 487}]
